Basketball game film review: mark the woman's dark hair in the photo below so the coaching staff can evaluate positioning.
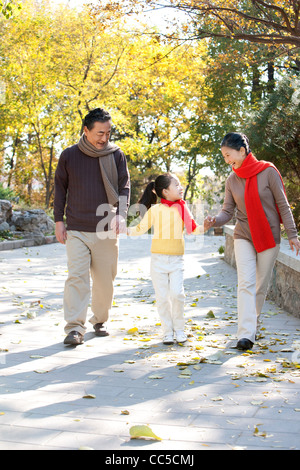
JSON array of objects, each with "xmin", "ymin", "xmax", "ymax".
[
  {"xmin": 139, "ymin": 173, "xmax": 173, "ymax": 210},
  {"xmin": 221, "ymin": 132, "xmax": 251, "ymax": 155},
  {"xmin": 83, "ymin": 108, "xmax": 112, "ymax": 130}
]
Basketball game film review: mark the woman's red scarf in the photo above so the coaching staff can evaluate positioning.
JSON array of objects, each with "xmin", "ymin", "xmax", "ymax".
[
  {"xmin": 160, "ymin": 198, "xmax": 197, "ymax": 235},
  {"xmin": 233, "ymin": 152, "xmax": 285, "ymax": 253}
]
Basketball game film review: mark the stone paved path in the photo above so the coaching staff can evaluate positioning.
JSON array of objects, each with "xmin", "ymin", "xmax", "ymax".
[{"xmin": 0, "ymin": 234, "xmax": 299, "ymax": 451}]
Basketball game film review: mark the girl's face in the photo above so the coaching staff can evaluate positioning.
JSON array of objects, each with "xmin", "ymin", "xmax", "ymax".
[
  {"xmin": 221, "ymin": 146, "xmax": 247, "ymax": 170},
  {"xmin": 162, "ymin": 177, "xmax": 184, "ymax": 202}
]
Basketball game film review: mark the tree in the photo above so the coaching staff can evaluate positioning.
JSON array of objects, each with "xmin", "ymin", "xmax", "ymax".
[
  {"xmin": 0, "ymin": 0, "xmax": 21, "ymax": 18},
  {"xmin": 95, "ymin": 0, "xmax": 300, "ymax": 48},
  {"xmin": 107, "ymin": 33, "xmax": 209, "ymax": 202},
  {"xmin": 245, "ymin": 76, "xmax": 300, "ymax": 228},
  {"xmin": 0, "ymin": 1, "xmax": 135, "ymax": 206},
  {"xmin": 0, "ymin": 1, "xmax": 77, "ymax": 205},
  {"xmin": 0, "ymin": 0, "xmax": 210, "ymax": 207},
  {"xmin": 90, "ymin": 0, "xmax": 300, "ymax": 179}
]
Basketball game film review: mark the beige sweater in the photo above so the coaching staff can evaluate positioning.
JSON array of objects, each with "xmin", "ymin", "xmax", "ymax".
[{"xmin": 214, "ymin": 167, "xmax": 297, "ymax": 244}]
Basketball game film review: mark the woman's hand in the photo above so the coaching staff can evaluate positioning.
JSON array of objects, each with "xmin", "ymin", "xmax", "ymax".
[
  {"xmin": 204, "ymin": 215, "xmax": 216, "ymax": 232},
  {"xmin": 289, "ymin": 237, "xmax": 300, "ymax": 256}
]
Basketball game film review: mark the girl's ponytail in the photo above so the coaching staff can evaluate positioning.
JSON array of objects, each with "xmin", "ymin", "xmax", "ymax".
[
  {"xmin": 138, "ymin": 181, "xmax": 157, "ymax": 210},
  {"xmin": 138, "ymin": 173, "xmax": 173, "ymax": 211}
]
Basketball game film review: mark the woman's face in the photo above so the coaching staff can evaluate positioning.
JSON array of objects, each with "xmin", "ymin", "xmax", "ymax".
[{"xmin": 221, "ymin": 146, "xmax": 247, "ymax": 170}]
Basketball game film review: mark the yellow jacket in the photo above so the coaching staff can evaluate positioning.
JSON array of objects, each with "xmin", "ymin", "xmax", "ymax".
[{"xmin": 128, "ymin": 203, "xmax": 202, "ymax": 255}]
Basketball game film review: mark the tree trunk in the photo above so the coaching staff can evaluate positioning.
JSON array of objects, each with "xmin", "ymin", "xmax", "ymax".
[
  {"xmin": 267, "ymin": 61, "xmax": 275, "ymax": 94},
  {"xmin": 251, "ymin": 65, "xmax": 263, "ymax": 104}
]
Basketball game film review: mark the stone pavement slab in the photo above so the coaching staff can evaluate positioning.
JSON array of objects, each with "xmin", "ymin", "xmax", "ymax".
[{"xmin": 0, "ymin": 234, "xmax": 299, "ymax": 451}]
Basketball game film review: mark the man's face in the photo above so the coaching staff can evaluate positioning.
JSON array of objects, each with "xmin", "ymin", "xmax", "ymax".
[{"xmin": 84, "ymin": 120, "xmax": 112, "ymax": 149}]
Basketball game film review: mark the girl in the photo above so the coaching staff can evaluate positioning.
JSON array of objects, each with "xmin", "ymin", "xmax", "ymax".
[
  {"xmin": 127, "ymin": 173, "xmax": 206, "ymax": 345},
  {"xmin": 205, "ymin": 132, "xmax": 300, "ymax": 350}
]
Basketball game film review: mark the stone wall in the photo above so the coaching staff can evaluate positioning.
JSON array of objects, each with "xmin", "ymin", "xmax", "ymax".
[
  {"xmin": 0, "ymin": 199, "xmax": 56, "ymax": 251},
  {"xmin": 0, "ymin": 199, "xmax": 12, "ymax": 230},
  {"xmin": 224, "ymin": 225, "xmax": 300, "ymax": 318}
]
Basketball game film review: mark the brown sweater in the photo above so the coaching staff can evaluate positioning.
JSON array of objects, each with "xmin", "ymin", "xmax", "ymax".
[
  {"xmin": 54, "ymin": 144, "xmax": 130, "ymax": 232},
  {"xmin": 214, "ymin": 167, "xmax": 297, "ymax": 244}
]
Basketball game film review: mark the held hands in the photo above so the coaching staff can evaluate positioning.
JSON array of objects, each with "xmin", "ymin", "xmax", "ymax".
[
  {"xmin": 289, "ymin": 237, "xmax": 300, "ymax": 256},
  {"xmin": 110, "ymin": 215, "xmax": 127, "ymax": 235},
  {"xmin": 204, "ymin": 215, "xmax": 216, "ymax": 232}
]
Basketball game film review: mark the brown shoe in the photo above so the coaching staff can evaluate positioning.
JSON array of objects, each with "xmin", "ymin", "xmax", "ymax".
[
  {"xmin": 64, "ymin": 330, "xmax": 84, "ymax": 345},
  {"xmin": 94, "ymin": 323, "xmax": 109, "ymax": 337}
]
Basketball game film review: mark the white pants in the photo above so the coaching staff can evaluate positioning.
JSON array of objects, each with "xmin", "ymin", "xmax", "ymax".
[
  {"xmin": 234, "ymin": 239, "xmax": 280, "ymax": 343},
  {"xmin": 150, "ymin": 254, "xmax": 185, "ymax": 336}
]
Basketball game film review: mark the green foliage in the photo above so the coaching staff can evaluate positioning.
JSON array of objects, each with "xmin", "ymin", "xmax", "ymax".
[
  {"xmin": 0, "ymin": 182, "xmax": 15, "ymax": 200},
  {"xmin": 245, "ymin": 76, "xmax": 300, "ymax": 228},
  {"xmin": 0, "ymin": 229, "xmax": 13, "ymax": 241},
  {"xmin": 218, "ymin": 245, "xmax": 225, "ymax": 255}
]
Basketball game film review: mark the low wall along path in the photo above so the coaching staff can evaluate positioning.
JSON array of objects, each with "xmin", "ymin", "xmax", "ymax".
[{"xmin": 224, "ymin": 225, "xmax": 300, "ymax": 318}]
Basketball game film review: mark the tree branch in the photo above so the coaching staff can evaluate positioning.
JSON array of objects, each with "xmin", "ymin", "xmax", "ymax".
[
  {"xmin": 108, "ymin": 0, "xmax": 300, "ymax": 46},
  {"xmin": 252, "ymin": 0, "xmax": 294, "ymax": 32}
]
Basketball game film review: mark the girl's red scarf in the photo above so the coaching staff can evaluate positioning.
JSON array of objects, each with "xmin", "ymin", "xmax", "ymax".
[
  {"xmin": 160, "ymin": 198, "xmax": 197, "ymax": 235},
  {"xmin": 233, "ymin": 152, "xmax": 285, "ymax": 253}
]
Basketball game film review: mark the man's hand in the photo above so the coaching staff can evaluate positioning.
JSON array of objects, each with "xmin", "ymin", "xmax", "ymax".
[
  {"xmin": 55, "ymin": 221, "xmax": 67, "ymax": 244},
  {"xmin": 110, "ymin": 215, "xmax": 126, "ymax": 235}
]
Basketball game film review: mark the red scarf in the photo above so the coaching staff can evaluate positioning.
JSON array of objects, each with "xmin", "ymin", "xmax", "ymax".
[
  {"xmin": 233, "ymin": 152, "xmax": 285, "ymax": 253},
  {"xmin": 160, "ymin": 198, "xmax": 197, "ymax": 235}
]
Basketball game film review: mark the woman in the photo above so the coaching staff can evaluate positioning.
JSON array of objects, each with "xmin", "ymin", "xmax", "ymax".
[{"xmin": 206, "ymin": 132, "xmax": 300, "ymax": 350}]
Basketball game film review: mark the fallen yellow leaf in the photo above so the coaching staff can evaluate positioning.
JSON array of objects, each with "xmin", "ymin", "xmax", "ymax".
[
  {"xmin": 129, "ymin": 425, "xmax": 162, "ymax": 441},
  {"xmin": 127, "ymin": 327, "xmax": 138, "ymax": 335}
]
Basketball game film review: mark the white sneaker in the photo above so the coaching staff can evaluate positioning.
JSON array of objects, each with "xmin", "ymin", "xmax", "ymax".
[
  {"xmin": 163, "ymin": 333, "xmax": 174, "ymax": 345},
  {"xmin": 175, "ymin": 330, "xmax": 187, "ymax": 343}
]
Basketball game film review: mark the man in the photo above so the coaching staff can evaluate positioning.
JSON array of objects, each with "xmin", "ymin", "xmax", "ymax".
[{"xmin": 54, "ymin": 108, "xmax": 130, "ymax": 345}]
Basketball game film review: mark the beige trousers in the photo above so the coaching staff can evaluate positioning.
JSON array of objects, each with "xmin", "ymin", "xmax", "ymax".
[
  {"xmin": 234, "ymin": 239, "xmax": 280, "ymax": 343},
  {"xmin": 64, "ymin": 230, "xmax": 118, "ymax": 335}
]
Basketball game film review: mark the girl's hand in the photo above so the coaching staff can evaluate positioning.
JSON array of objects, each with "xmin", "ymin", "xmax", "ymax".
[{"xmin": 289, "ymin": 237, "xmax": 300, "ymax": 256}]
